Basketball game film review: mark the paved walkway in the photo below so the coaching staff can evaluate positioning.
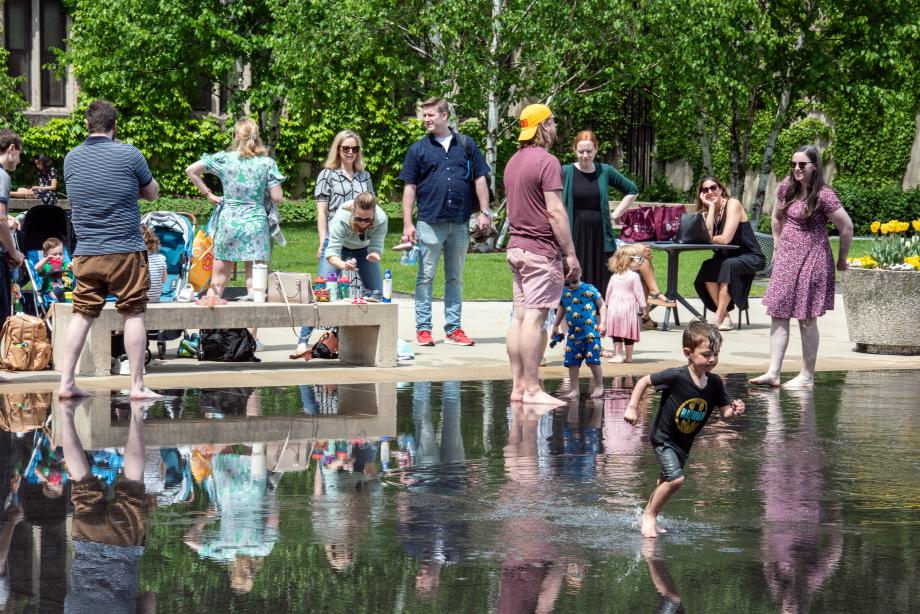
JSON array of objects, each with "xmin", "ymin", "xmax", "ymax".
[{"xmin": 3, "ymin": 295, "xmax": 916, "ymax": 393}]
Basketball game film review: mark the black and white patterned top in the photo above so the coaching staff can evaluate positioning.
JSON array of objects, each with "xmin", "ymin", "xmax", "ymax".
[
  {"xmin": 36, "ymin": 166, "xmax": 58, "ymax": 206},
  {"xmin": 313, "ymin": 168, "xmax": 374, "ymax": 217}
]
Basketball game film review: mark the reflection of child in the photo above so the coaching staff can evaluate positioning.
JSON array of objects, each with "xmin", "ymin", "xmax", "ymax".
[
  {"xmin": 33, "ymin": 237, "xmax": 73, "ymax": 302},
  {"xmin": 624, "ymin": 321, "xmax": 745, "ymax": 538},
  {"xmin": 551, "ymin": 276, "xmax": 606, "ymax": 399},
  {"xmin": 604, "ymin": 245, "xmax": 647, "ymax": 363},
  {"xmin": 141, "ymin": 226, "xmax": 166, "ymax": 303}
]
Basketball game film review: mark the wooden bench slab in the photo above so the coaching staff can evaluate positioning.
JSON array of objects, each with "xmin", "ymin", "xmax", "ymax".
[{"xmin": 50, "ymin": 301, "xmax": 398, "ymax": 376}]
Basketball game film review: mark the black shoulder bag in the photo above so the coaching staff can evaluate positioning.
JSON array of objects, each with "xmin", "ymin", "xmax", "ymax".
[{"xmin": 674, "ymin": 212, "xmax": 711, "ymax": 244}]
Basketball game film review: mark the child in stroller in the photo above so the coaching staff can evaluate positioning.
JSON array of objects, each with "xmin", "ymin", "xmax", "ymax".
[{"xmin": 33, "ymin": 237, "xmax": 74, "ymax": 304}]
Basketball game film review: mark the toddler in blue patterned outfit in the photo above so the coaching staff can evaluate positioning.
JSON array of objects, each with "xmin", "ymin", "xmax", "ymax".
[{"xmin": 551, "ymin": 276, "xmax": 607, "ymax": 399}]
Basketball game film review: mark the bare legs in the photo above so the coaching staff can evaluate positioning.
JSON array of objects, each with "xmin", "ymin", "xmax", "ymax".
[
  {"xmin": 703, "ymin": 281, "xmax": 732, "ymax": 324},
  {"xmin": 564, "ymin": 364, "xmax": 604, "ymax": 399},
  {"xmin": 608, "ymin": 340, "xmax": 635, "ymax": 364},
  {"xmin": 749, "ymin": 317, "xmax": 818, "ymax": 389},
  {"xmin": 61, "ymin": 397, "xmax": 146, "ymax": 483},
  {"xmin": 58, "ymin": 312, "xmax": 93, "ymax": 399},
  {"xmin": 507, "ymin": 306, "xmax": 564, "ymax": 406},
  {"xmin": 206, "ymin": 258, "xmax": 233, "ymax": 300},
  {"xmin": 641, "ymin": 476, "xmax": 684, "ymax": 538}
]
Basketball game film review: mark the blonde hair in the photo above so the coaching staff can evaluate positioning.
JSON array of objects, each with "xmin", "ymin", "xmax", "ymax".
[
  {"xmin": 141, "ymin": 225, "xmax": 159, "ymax": 252},
  {"xmin": 350, "ymin": 192, "xmax": 377, "ymax": 232},
  {"xmin": 323, "ymin": 130, "xmax": 365, "ymax": 171},
  {"xmin": 42, "ymin": 236, "xmax": 63, "ymax": 254},
  {"xmin": 520, "ymin": 121, "xmax": 555, "ymax": 149},
  {"xmin": 608, "ymin": 244, "xmax": 642, "ymax": 274},
  {"xmin": 230, "ymin": 117, "xmax": 268, "ymax": 158}
]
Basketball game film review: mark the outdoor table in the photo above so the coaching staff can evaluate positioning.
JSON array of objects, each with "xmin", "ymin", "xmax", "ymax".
[{"xmin": 647, "ymin": 241, "xmax": 739, "ymax": 331}]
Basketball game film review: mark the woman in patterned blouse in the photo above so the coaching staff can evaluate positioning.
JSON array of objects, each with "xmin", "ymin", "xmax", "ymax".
[
  {"xmin": 296, "ymin": 131, "xmax": 375, "ymax": 353},
  {"xmin": 32, "ymin": 154, "xmax": 58, "ymax": 206}
]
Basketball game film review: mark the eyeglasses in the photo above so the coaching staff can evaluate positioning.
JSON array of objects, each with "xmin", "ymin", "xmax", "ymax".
[
  {"xmin": 630, "ymin": 256, "xmax": 645, "ymax": 263},
  {"xmin": 353, "ymin": 215, "xmax": 374, "ymax": 224},
  {"xmin": 790, "ymin": 161, "xmax": 811, "ymax": 170},
  {"xmin": 701, "ymin": 185, "xmax": 719, "ymax": 193},
  {"xmin": 340, "ymin": 145, "xmax": 360, "ymax": 154}
]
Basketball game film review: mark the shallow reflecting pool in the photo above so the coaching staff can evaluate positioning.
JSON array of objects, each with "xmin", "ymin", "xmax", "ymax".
[{"xmin": 1, "ymin": 371, "xmax": 918, "ymax": 612}]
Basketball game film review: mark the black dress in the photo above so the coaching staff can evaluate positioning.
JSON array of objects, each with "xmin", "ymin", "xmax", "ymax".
[
  {"xmin": 571, "ymin": 168, "xmax": 611, "ymax": 293},
  {"xmin": 694, "ymin": 215, "xmax": 766, "ymax": 313}
]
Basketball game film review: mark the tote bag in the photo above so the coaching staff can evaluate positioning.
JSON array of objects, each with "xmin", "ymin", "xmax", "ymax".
[
  {"xmin": 188, "ymin": 207, "xmax": 220, "ymax": 292},
  {"xmin": 653, "ymin": 205, "xmax": 687, "ymax": 241},
  {"xmin": 619, "ymin": 207, "xmax": 656, "ymax": 242}
]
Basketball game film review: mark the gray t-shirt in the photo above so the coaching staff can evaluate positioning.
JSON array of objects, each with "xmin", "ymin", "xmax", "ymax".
[
  {"xmin": 0, "ymin": 167, "xmax": 9, "ymax": 256},
  {"xmin": 65, "ymin": 540, "xmax": 144, "ymax": 613},
  {"xmin": 64, "ymin": 136, "xmax": 153, "ymax": 256}
]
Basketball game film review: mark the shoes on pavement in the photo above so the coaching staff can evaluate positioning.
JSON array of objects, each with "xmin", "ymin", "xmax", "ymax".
[
  {"xmin": 416, "ymin": 330, "xmax": 435, "ymax": 346},
  {"xmin": 254, "ymin": 339, "xmax": 265, "ymax": 352},
  {"xmin": 445, "ymin": 328, "xmax": 475, "ymax": 346}
]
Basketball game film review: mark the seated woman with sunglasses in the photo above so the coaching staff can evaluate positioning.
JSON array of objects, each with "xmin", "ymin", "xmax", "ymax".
[
  {"xmin": 692, "ymin": 176, "xmax": 765, "ymax": 330},
  {"xmin": 324, "ymin": 191, "xmax": 388, "ymax": 298}
]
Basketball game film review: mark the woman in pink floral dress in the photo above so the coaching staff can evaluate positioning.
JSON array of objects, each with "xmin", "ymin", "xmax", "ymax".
[{"xmin": 750, "ymin": 145, "xmax": 853, "ymax": 389}]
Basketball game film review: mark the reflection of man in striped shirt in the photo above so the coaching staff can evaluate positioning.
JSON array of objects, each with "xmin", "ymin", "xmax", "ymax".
[{"xmin": 59, "ymin": 99, "xmax": 161, "ymax": 400}]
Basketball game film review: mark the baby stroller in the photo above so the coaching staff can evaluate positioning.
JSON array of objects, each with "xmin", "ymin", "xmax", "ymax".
[
  {"xmin": 15, "ymin": 204, "xmax": 74, "ymax": 319},
  {"xmin": 141, "ymin": 211, "xmax": 196, "ymax": 358}
]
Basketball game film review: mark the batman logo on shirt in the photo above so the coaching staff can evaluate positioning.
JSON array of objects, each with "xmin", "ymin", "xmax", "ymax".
[{"xmin": 674, "ymin": 398, "xmax": 708, "ymax": 434}]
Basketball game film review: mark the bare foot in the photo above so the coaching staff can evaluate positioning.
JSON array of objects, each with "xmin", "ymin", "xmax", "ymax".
[
  {"xmin": 562, "ymin": 389, "xmax": 579, "ymax": 400},
  {"xmin": 589, "ymin": 386, "xmax": 605, "ymax": 398},
  {"xmin": 782, "ymin": 373, "xmax": 814, "ymax": 390},
  {"xmin": 608, "ymin": 356, "xmax": 624, "ymax": 364},
  {"xmin": 510, "ymin": 388, "xmax": 525, "ymax": 402},
  {"xmin": 58, "ymin": 384, "xmax": 91, "ymax": 399},
  {"xmin": 522, "ymin": 390, "xmax": 567, "ymax": 407},
  {"xmin": 640, "ymin": 514, "xmax": 659, "ymax": 538},
  {"xmin": 748, "ymin": 372, "xmax": 780, "ymax": 387},
  {"xmin": 130, "ymin": 387, "xmax": 163, "ymax": 400}
]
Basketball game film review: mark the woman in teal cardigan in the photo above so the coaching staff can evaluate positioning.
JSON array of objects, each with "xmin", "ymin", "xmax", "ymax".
[{"xmin": 562, "ymin": 130, "xmax": 639, "ymax": 295}]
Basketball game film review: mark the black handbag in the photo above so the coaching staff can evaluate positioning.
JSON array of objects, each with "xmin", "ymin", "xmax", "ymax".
[
  {"xmin": 197, "ymin": 329, "xmax": 261, "ymax": 362},
  {"xmin": 674, "ymin": 212, "xmax": 711, "ymax": 244}
]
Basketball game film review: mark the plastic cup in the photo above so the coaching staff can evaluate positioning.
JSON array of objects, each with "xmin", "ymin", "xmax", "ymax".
[{"xmin": 64, "ymin": 291, "xmax": 73, "ymax": 303}]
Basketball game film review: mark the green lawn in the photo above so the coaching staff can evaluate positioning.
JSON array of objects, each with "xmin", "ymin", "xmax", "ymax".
[{"xmin": 264, "ymin": 223, "xmax": 871, "ymax": 301}]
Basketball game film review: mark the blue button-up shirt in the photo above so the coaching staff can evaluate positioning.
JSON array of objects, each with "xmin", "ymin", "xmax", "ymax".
[{"xmin": 398, "ymin": 130, "xmax": 490, "ymax": 224}]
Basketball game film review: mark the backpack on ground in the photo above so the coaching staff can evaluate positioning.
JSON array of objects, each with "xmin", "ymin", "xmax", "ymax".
[
  {"xmin": 196, "ymin": 328, "xmax": 260, "ymax": 363},
  {"xmin": 0, "ymin": 313, "xmax": 52, "ymax": 371}
]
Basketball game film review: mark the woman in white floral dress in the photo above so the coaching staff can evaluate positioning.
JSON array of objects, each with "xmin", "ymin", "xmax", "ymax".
[{"xmin": 186, "ymin": 118, "xmax": 285, "ymax": 305}]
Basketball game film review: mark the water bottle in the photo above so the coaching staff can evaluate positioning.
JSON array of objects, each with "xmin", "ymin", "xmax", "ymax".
[
  {"xmin": 382, "ymin": 269, "xmax": 393, "ymax": 303},
  {"xmin": 380, "ymin": 436, "xmax": 391, "ymax": 472},
  {"xmin": 325, "ymin": 272, "xmax": 338, "ymax": 298},
  {"xmin": 400, "ymin": 245, "xmax": 420, "ymax": 266},
  {"xmin": 337, "ymin": 276, "xmax": 350, "ymax": 300}
]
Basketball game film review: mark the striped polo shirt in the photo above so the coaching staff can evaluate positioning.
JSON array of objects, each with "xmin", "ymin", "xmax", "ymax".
[{"xmin": 64, "ymin": 136, "xmax": 153, "ymax": 256}]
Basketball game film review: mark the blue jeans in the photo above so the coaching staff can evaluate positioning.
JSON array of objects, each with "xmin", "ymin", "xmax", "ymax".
[
  {"xmin": 415, "ymin": 220, "xmax": 468, "ymax": 333},
  {"xmin": 298, "ymin": 238, "xmax": 338, "ymax": 344}
]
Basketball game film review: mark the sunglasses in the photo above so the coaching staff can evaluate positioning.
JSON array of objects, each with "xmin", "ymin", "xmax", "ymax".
[
  {"xmin": 340, "ymin": 145, "xmax": 360, "ymax": 154},
  {"xmin": 701, "ymin": 185, "xmax": 719, "ymax": 193},
  {"xmin": 353, "ymin": 215, "xmax": 374, "ymax": 224},
  {"xmin": 790, "ymin": 161, "xmax": 811, "ymax": 170},
  {"xmin": 630, "ymin": 256, "xmax": 645, "ymax": 263}
]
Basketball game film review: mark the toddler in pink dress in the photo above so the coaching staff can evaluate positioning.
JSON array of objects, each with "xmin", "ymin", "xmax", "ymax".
[{"xmin": 604, "ymin": 245, "xmax": 647, "ymax": 363}]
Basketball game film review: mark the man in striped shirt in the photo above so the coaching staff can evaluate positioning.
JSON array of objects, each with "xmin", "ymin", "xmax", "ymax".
[
  {"xmin": 58, "ymin": 100, "xmax": 161, "ymax": 400},
  {"xmin": 0, "ymin": 129, "xmax": 25, "ymax": 331}
]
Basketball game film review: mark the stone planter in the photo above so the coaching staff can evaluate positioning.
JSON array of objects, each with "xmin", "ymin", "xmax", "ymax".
[{"xmin": 840, "ymin": 268, "xmax": 920, "ymax": 355}]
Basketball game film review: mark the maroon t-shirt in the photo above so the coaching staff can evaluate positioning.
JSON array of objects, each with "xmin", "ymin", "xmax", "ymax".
[{"xmin": 503, "ymin": 146, "xmax": 564, "ymax": 258}]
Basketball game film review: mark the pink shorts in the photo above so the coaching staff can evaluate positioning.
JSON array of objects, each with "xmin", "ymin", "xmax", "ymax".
[{"xmin": 507, "ymin": 247, "xmax": 564, "ymax": 309}]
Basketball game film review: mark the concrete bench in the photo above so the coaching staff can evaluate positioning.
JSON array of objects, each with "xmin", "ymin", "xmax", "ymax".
[
  {"xmin": 8, "ymin": 197, "xmax": 70, "ymax": 211},
  {"xmin": 51, "ymin": 301, "xmax": 398, "ymax": 376}
]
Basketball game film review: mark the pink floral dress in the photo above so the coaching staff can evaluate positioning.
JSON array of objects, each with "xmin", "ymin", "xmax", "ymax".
[{"xmin": 762, "ymin": 179, "xmax": 842, "ymax": 320}]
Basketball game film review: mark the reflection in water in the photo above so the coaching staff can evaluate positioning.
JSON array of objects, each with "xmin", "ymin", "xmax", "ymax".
[
  {"xmin": 0, "ymin": 374, "xmax": 916, "ymax": 611},
  {"xmin": 760, "ymin": 389, "xmax": 842, "ymax": 614},
  {"xmin": 60, "ymin": 396, "xmax": 155, "ymax": 612}
]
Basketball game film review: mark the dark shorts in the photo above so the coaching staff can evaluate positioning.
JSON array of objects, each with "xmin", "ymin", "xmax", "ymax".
[
  {"xmin": 654, "ymin": 444, "xmax": 687, "ymax": 482},
  {"xmin": 72, "ymin": 251, "xmax": 150, "ymax": 318},
  {"xmin": 71, "ymin": 476, "xmax": 152, "ymax": 546},
  {"xmin": 564, "ymin": 336, "xmax": 602, "ymax": 367}
]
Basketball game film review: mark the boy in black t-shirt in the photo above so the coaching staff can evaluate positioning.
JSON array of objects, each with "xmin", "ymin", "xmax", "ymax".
[{"xmin": 624, "ymin": 321, "xmax": 745, "ymax": 538}]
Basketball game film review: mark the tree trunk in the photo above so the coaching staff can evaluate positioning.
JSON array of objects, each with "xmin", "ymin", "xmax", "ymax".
[
  {"xmin": 696, "ymin": 113, "xmax": 713, "ymax": 177},
  {"xmin": 729, "ymin": 104, "xmax": 745, "ymax": 202},
  {"xmin": 752, "ymin": 82, "xmax": 793, "ymax": 224},
  {"xmin": 486, "ymin": 0, "xmax": 503, "ymax": 207}
]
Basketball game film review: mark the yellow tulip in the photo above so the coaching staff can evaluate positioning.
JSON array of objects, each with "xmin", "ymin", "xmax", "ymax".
[
  {"xmin": 871, "ymin": 221, "xmax": 881, "ymax": 234},
  {"xmin": 880, "ymin": 223, "xmax": 890, "ymax": 235},
  {"xmin": 900, "ymin": 221, "xmax": 910, "ymax": 233},
  {"xmin": 912, "ymin": 219, "xmax": 920, "ymax": 232}
]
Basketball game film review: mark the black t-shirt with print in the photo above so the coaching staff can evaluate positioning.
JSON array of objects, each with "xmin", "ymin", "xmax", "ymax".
[{"xmin": 649, "ymin": 366, "xmax": 731, "ymax": 455}]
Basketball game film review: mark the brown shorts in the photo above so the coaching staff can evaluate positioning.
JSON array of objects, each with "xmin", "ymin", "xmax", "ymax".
[
  {"xmin": 71, "ymin": 476, "xmax": 153, "ymax": 547},
  {"xmin": 507, "ymin": 247, "xmax": 564, "ymax": 309},
  {"xmin": 72, "ymin": 251, "xmax": 150, "ymax": 318}
]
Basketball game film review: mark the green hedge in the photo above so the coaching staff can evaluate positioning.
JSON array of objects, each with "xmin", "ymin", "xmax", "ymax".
[
  {"xmin": 756, "ymin": 183, "xmax": 920, "ymax": 235},
  {"xmin": 140, "ymin": 197, "xmax": 404, "ymax": 225}
]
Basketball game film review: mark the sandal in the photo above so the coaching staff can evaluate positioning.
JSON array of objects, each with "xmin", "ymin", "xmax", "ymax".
[
  {"xmin": 648, "ymin": 292, "xmax": 677, "ymax": 307},
  {"xmin": 290, "ymin": 350, "xmax": 313, "ymax": 360},
  {"xmin": 642, "ymin": 315, "xmax": 658, "ymax": 330}
]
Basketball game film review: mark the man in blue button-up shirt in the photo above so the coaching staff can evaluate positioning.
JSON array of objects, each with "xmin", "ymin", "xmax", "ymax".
[{"xmin": 399, "ymin": 97, "xmax": 491, "ymax": 347}]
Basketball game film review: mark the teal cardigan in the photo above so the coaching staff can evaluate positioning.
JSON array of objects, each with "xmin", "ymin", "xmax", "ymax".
[{"xmin": 562, "ymin": 163, "xmax": 639, "ymax": 253}]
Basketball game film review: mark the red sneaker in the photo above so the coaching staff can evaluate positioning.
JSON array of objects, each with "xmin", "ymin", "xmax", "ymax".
[
  {"xmin": 445, "ymin": 328, "xmax": 475, "ymax": 346},
  {"xmin": 416, "ymin": 330, "xmax": 435, "ymax": 346}
]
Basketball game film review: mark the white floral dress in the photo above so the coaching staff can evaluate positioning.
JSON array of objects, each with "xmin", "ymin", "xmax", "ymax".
[{"xmin": 203, "ymin": 151, "xmax": 285, "ymax": 261}]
